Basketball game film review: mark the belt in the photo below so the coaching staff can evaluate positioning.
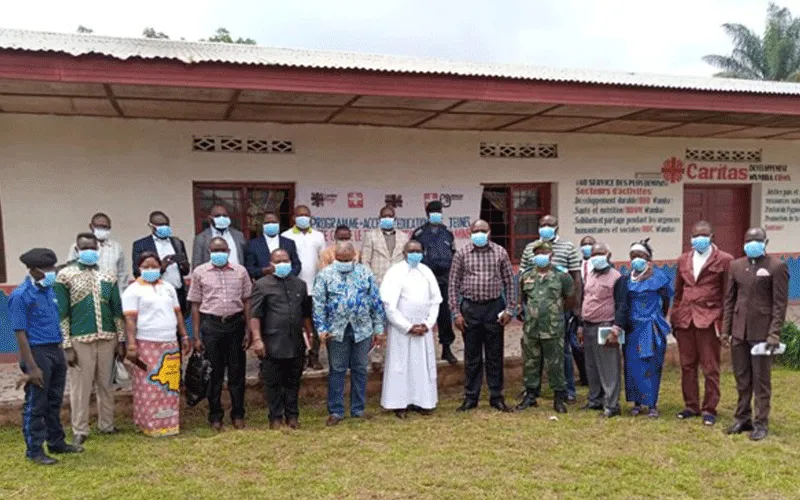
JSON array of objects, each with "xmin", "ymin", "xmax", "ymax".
[
  {"xmin": 202, "ymin": 311, "xmax": 244, "ymax": 323},
  {"xmin": 463, "ymin": 297, "xmax": 501, "ymax": 306},
  {"xmin": 583, "ymin": 320, "xmax": 613, "ymax": 327}
]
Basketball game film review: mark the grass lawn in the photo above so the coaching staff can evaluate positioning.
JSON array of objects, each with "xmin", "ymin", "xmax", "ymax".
[{"xmin": 1, "ymin": 367, "xmax": 799, "ymax": 499}]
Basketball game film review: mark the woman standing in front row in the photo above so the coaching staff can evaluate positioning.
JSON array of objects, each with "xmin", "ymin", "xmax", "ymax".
[
  {"xmin": 122, "ymin": 252, "xmax": 191, "ymax": 436},
  {"xmin": 624, "ymin": 239, "xmax": 674, "ymax": 419}
]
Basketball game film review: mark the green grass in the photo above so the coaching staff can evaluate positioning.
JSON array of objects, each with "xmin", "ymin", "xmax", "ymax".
[{"xmin": 1, "ymin": 368, "xmax": 800, "ymax": 499}]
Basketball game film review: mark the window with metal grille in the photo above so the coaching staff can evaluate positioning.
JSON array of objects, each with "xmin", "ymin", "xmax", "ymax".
[
  {"xmin": 479, "ymin": 142, "xmax": 558, "ymax": 159},
  {"xmin": 685, "ymin": 148, "xmax": 761, "ymax": 163},
  {"xmin": 192, "ymin": 136, "xmax": 294, "ymax": 154},
  {"xmin": 480, "ymin": 183, "xmax": 552, "ymax": 263},
  {"xmin": 193, "ymin": 183, "xmax": 295, "ymax": 240}
]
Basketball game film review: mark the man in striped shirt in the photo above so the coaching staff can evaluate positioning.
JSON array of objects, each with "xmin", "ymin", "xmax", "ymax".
[{"xmin": 519, "ymin": 215, "xmax": 582, "ymax": 403}]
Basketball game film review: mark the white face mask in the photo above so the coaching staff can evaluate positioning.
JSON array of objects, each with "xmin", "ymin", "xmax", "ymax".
[{"xmin": 93, "ymin": 228, "xmax": 110, "ymax": 241}]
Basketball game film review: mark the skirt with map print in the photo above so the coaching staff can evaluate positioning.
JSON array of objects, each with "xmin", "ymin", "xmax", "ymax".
[{"xmin": 132, "ymin": 339, "xmax": 181, "ymax": 437}]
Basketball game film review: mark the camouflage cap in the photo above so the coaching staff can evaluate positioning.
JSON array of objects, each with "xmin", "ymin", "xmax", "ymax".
[{"xmin": 531, "ymin": 241, "xmax": 552, "ymax": 252}]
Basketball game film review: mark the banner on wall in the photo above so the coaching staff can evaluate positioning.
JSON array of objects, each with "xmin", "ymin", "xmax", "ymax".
[{"xmin": 296, "ymin": 185, "xmax": 484, "ymax": 247}]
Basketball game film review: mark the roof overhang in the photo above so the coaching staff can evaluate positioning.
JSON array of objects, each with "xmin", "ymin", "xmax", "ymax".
[{"xmin": 2, "ymin": 50, "xmax": 800, "ymax": 139}]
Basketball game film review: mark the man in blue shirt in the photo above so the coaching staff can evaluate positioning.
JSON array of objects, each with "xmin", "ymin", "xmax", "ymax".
[
  {"xmin": 8, "ymin": 248, "xmax": 83, "ymax": 465},
  {"xmin": 412, "ymin": 201, "xmax": 457, "ymax": 364}
]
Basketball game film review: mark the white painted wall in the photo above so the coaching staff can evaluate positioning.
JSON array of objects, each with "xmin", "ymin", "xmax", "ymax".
[{"xmin": 1, "ymin": 113, "xmax": 799, "ymax": 283}]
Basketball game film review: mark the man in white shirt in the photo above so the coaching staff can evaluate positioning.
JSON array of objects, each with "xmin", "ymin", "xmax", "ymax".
[
  {"xmin": 282, "ymin": 205, "xmax": 326, "ymax": 370},
  {"xmin": 67, "ymin": 213, "xmax": 128, "ymax": 292},
  {"xmin": 245, "ymin": 211, "xmax": 302, "ymax": 279},
  {"xmin": 192, "ymin": 204, "xmax": 247, "ymax": 268}
]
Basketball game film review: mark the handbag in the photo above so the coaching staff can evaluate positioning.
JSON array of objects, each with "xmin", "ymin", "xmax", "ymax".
[{"xmin": 184, "ymin": 351, "xmax": 212, "ymax": 407}]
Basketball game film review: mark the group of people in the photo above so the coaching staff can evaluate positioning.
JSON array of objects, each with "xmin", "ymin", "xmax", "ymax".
[{"xmin": 9, "ymin": 200, "xmax": 789, "ymax": 465}]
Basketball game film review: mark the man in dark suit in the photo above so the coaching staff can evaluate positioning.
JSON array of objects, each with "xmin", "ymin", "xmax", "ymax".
[
  {"xmin": 671, "ymin": 220, "xmax": 733, "ymax": 426},
  {"xmin": 723, "ymin": 227, "xmax": 789, "ymax": 441},
  {"xmin": 131, "ymin": 211, "xmax": 190, "ymax": 314},
  {"xmin": 245, "ymin": 211, "xmax": 301, "ymax": 280},
  {"xmin": 192, "ymin": 204, "xmax": 247, "ymax": 269}
]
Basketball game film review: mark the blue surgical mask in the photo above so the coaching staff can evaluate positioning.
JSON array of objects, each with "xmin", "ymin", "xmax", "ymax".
[
  {"xmin": 429, "ymin": 212, "xmax": 443, "ymax": 225},
  {"xmin": 534, "ymin": 254, "xmax": 551, "ymax": 268},
  {"xmin": 407, "ymin": 252, "xmax": 423, "ymax": 267},
  {"xmin": 154, "ymin": 225, "xmax": 172, "ymax": 239},
  {"xmin": 581, "ymin": 245, "xmax": 593, "ymax": 259},
  {"xmin": 744, "ymin": 240, "xmax": 766, "ymax": 259},
  {"xmin": 274, "ymin": 262, "xmax": 292, "ymax": 278},
  {"xmin": 140, "ymin": 269, "xmax": 161, "ymax": 283},
  {"xmin": 263, "ymin": 223, "xmax": 280, "ymax": 237},
  {"xmin": 210, "ymin": 252, "xmax": 229, "ymax": 267},
  {"xmin": 295, "ymin": 216, "xmax": 311, "ymax": 230},
  {"xmin": 691, "ymin": 236, "xmax": 711, "ymax": 254},
  {"xmin": 213, "ymin": 216, "xmax": 231, "ymax": 230},
  {"xmin": 631, "ymin": 257, "xmax": 648, "ymax": 272},
  {"xmin": 334, "ymin": 260, "xmax": 354, "ymax": 273},
  {"xmin": 590, "ymin": 255, "xmax": 610, "ymax": 270},
  {"xmin": 539, "ymin": 226, "xmax": 556, "ymax": 241},
  {"xmin": 379, "ymin": 218, "xmax": 395, "ymax": 231},
  {"xmin": 78, "ymin": 249, "xmax": 100, "ymax": 266},
  {"xmin": 471, "ymin": 232, "xmax": 489, "ymax": 247},
  {"xmin": 37, "ymin": 271, "xmax": 57, "ymax": 288}
]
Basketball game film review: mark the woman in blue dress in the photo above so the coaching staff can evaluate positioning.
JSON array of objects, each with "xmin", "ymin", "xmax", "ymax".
[{"xmin": 624, "ymin": 239, "xmax": 674, "ymax": 418}]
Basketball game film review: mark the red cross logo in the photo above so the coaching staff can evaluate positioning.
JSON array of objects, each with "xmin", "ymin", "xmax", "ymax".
[
  {"xmin": 661, "ymin": 157, "xmax": 685, "ymax": 183},
  {"xmin": 347, "ymin": 192, "xmax": 364, "ymax": 209}
]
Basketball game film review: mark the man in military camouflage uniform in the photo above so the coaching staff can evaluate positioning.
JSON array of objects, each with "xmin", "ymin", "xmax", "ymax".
[{"xmin": 516, "ymin": 241, "xmax": 575, "ymax": 413}]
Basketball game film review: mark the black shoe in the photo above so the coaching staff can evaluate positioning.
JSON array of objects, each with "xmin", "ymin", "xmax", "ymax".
[
  {"xmin": 726, "ymin": 421, "xmax": 755, "ymax": 435},
  {"xmin": 29, "ymin": 454, "xmax": 58, "ymax": 465},
  {"xmin": 554, "ymin": 392, "xmax": 568, "ymax": 414},
  {"xmin": 581, "ymin": 403, "xmax": 603, "ymax": 411},
  {"xmin": 750, "ymin": 426, "xmax": 769, "ymax": 441},
  {"xmin": 676, "ymin": 409, "xmax": 698, "ymax": 420},
  {"xmin": 601, "ymin": 408, "xmax": 621, "ymax": 419},
  {"xmin": 491, "ymin": 401, "xmax": 514, "ymax": 413},
  {"xmin": 48, "ymin": 443, "xmax": 84, "ymax": 454},
  {"xmin": 72, "ymin": 434, "xmax": 88, "ymax": 446},
  {"xmin": 441, "ymin": 345, "xmax": 458, "ymax": 365},
  {"xmin": 566, "ymin": 395, "xmax": 578, "ymax": 405},
  {"xmin": 456, "ymin": 400, "xmax": 478, "ymax": 412},
  {"xmin": 394, "ymin": 409, "xmax": 408, "ymax": 419},
  {"xmin": 515, "ymin": 392, "xmax": 538, "ymax": 411}
]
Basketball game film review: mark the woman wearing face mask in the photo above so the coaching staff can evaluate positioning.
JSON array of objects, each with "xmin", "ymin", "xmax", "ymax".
[
  {"xmin": 122, "ymin": 252, "xmax": 191, "ymax": 437},
  {"xmin": 624, "ymin": 239, "xmax": 674, "ymax": 418}
]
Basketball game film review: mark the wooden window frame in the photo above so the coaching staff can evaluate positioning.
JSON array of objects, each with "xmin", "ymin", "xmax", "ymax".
[
  {"xmin": 192, "ymin": 182, "xmax": 296, "ymax": 240},
  {"xmin": 482, "ymin": 182, "xmax": 552, "ymax": 264}
]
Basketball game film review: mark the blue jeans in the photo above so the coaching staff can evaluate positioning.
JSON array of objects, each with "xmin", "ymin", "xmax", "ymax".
[
  {"xmin": 327, "ymin": 327, "xmax": 371, "ymax": 418},
  {"xmin": 564, "ymin": 313, "xmax": 576, "ymax": 399}
]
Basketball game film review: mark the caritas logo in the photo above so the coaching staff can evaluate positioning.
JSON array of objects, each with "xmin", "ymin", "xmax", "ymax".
[
  {"xmin": 347, "ymin": 192, "xmax": 364, "ymax": 209},
  {"xmin": 661, "ymin": 156, "xmax": 748, "ymax": 184}
]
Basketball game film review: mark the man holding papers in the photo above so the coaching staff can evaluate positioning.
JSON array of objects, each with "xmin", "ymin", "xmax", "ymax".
[
  {"xmin": 723, "ymin": 228, "xmax": 789, "ymax": 441},
  {"xmin": 577, "ymin": 242, "xmax": 628, "ymax": 418}
]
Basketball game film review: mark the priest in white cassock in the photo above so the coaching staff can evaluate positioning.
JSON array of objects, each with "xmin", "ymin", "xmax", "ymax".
[{"xmin": 380, "ymin": 240, "xmax": 443, "ymax": 418}]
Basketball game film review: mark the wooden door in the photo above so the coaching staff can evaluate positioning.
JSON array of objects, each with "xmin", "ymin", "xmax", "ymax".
[{"xmin": 683, "ymin": 185, "xmax": 751, "ymax": 257}]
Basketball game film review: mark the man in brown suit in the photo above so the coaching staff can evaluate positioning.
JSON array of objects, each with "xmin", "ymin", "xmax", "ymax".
[
  {"xmin": 671, "ymin": 221, "xmax": 733, "ymax": 426},
  {"xmin": 723, "ymin": 227, "xmax": 789, "ymax": 441}
]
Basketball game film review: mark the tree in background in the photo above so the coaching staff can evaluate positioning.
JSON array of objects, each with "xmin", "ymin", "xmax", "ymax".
[
  {"xmin": 704, "ymin": 3, "xmax": 800, "ymax": 81},
  {"xmin": 143, "ymin": 27, "xmax": 170, "ymax": 39},
  {"xmin": 202, "ymin": 27, "xmax": 256, "ymax": 45}
]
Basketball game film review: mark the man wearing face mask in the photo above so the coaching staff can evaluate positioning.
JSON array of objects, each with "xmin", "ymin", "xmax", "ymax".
[
  {"xmin": 723, "ymin": 228, "xmax": 788, "ymax": 441},
  {"xmin": 249, "ymin": 249, "xmax": 312, "ymax": 430},
  {"xmin": 67, "ymin": 213, "xmax": 127, "ymax": 292},
  {"xmin": 520, "ymin": 215, "xmax": 582, "ymax": 404},
  {"xmin": 188, "ymin": 237, "xmax": 253, "ymax": 431},
  {"xmin": 283, "ymin": 205, "xmax": 326, "ymax": 370},
  {"xmin": 55, "ymin": 233, "xmax": 125, "ymax": 446},
  {"xmin": 576, "ymin": 242, "xmax": 628, "ymax": 418},
  {"xmin": 412, "ymin": 201, "xmax": 457, "ymax": 365},
  {"xmin": 450, "ymin": 220, "xmax": 517, "ymax": 412},
  {"xmin": 318, "ymin": 225, "xmax": 359, "ymax": 269},
  {"xmin": 671, "ymin": 221, "xmax": 733, "ymax": 426},
  {"xmin": 313, "ymin": 241, "xmax": 386, "ymax": 426},
  {"xmin": 192, "ymin": 204, "xmax": 247, "ymax": 269},
  {"xmin": 10, "ymin": 248, "xmax": 84, "ymax": 465},
  {"xmin": 362, "ymin": 206, "xmax": 409, "ymax": 285},
  {"xmin": 379, "ymin": 240, "xmax": 443, "ymax": 418},
  {"xmin": 132, "ymin": 211, "xmax": 190, "ymax": 315},
  {"xmin": 245, "ymin": 211, "xmax": 301, "ymax": 279}
]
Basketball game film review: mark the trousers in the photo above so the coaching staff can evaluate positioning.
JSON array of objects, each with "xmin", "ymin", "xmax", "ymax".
[
  {"xmin": 583, "ymin": 322, "xmax": 622, "ymax": 411},
  {"xmin": 435, "ymin": 276, "xmax": 455, "ymax": 346},
  {"xmin": 327, "ymin": 326, "xmax": 371, "ymax": 418},
  {"xmin": 69, "ymin": 338, "xmax": 117, "ymax": 436},
  {"xmin": 731, "ymin": 337, "xmax": 773, "ymax": 427},
  {"xmin": 523, "ymin": 334, "xmax": 566, "ymax": 394},
  {"xmin": 261, "ymin": 355, "xmax": 305, "ymax": 422},
  {"xmin": 675, "ymin": 325, "xmax": 721, "ymax": 415},
  {"xmin": 21, "ymin": 344, "xmax": 68, "ymax": 458},
  {"xmin": 201, "ymin": 313, "xmax": 247, "ymax": 423},
  {"xmin": 461, "ymin": 297, "xmax": 505, "ymax": 404}
]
